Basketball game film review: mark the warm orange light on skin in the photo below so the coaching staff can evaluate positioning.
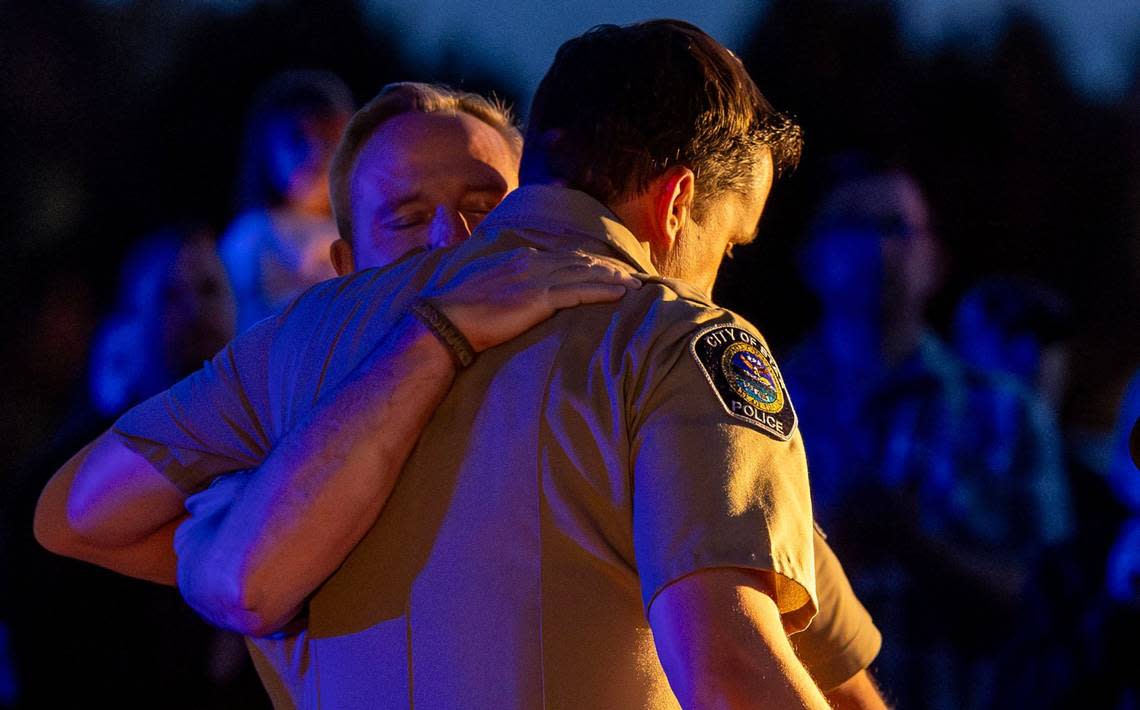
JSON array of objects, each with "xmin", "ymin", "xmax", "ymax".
[{"xmin": 334, "ymin": 111, "xmax": 520, "ymax": 274}]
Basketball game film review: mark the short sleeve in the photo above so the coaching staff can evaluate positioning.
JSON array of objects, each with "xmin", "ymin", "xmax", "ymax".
[
  {"xmin": 791, "ymin": 530, "xmax": 881, "ymax": 691},
  {"xmin": 111, "ymin": 314, "xmax": 277, "ymax": 494},
  {"xmin": 631, "ymin": 316, "xmax": 817, "ymax": 632}
]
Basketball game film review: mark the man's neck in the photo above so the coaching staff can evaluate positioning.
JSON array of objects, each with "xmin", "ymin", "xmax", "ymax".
[{"xmin": 606, "ymin": 194, "xmax": 660, "ymax": 275}]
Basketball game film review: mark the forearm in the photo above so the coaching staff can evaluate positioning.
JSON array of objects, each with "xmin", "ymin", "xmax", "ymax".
[
  {"xmin": 40, "ymin": 493, "xmax": 180, "ymax": 584},
  {"xmin": 61, "ymin": 519, "xmax": 181, "ymax": 585},
  {"xmin": 183, "ymin": 313, "xmax": 456, "ymax": 635},
  {"xmin": 35, "ymin": 439, "xmax": 182, "ymax": 583}
]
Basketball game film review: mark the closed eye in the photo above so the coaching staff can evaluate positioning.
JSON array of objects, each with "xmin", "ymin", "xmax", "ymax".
[{"xmin": 383, "ymin": 213, "xmax": 429, "ymax": 231}]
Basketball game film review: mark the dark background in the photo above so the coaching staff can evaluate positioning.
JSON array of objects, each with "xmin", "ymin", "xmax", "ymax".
[{"xmin": 1, "ymin": 1, "xmax": 1137, "ymax": 707}]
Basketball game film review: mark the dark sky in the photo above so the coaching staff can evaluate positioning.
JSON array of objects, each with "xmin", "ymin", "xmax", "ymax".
[{"xmin": 342, "ymin": 0, "xmax": 1140, "ymax": 103}]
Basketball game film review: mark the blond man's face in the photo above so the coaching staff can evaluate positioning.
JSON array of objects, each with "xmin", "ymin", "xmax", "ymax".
[{"xmin": 345, "ymin": 112, "xmax": 520, "ymax": 270}]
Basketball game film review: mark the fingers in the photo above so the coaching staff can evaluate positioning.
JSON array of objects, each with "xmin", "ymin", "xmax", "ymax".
[
  {"xmin": 545, "ymin": 263, "xmax": 642, "ymax": 290},
  {"xmin": 432, "ymin": 246, "xmax": 642, "ymax": 316},
  {"xmin": 494, "ymin": 247, "xmax": 641, "ymax": 288},
  {"xmin": 534, "ymin": 253, "xmax": 642, "ymax": 289},
  {"xmin": 545, "ymin": 282, "xmax": 629, "ymax": 309}
]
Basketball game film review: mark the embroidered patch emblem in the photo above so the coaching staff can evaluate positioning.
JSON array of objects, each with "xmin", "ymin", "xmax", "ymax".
[{"xmin": 690, "ymin": 324, "xmax": 797, "ymax": 441}]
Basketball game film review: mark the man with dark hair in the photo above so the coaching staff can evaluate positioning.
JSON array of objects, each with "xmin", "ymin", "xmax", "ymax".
[
  {"xmin": 42, "ymin": 77, "xmax": 883, "ymax": 706},
  {"xmin": 41, "ymin": 21, "xmax": 848, "ymax": 707},
  {"xmin": 40, "ymin": 77, "xmax": 883, "ymax": 706},
  {"xmin": 522, "ymin": 22, "xmax": 803, "ymax": 211}
]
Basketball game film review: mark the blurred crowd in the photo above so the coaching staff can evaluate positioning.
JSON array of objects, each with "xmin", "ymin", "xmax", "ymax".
[
  {"xmin": 783, "ymin": 164, "xmax": 1138, "ymax": 709},
  {"xmin": 1, "ymin": 1, "xmax": 1139, "ymax": 708},
  {"xmin": 2, "ymin": 68, "xmax": 355, "ymax": 709}
]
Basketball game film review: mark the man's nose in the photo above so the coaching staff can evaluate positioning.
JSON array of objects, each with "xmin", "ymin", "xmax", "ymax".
[{"xmin": 428, "ymin": 206, "xmax": 472, "ymax": 249}]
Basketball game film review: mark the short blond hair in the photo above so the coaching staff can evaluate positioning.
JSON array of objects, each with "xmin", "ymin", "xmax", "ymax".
[{"xmin": 329, "ymin": 82, "xmax": 523, "ymax": 244}]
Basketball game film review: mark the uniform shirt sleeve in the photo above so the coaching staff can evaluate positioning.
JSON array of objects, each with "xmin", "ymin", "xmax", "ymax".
[
  {"xmin": 791, "ymin": 529, "xmax": 882, "ymax": 691},
  {"xmin": 111, "ymin": 313, "xmax": 278, "ymax": 494},
  {"xmin": 630, "ymin": 315, "xmax": 817, "ymax": 632}
]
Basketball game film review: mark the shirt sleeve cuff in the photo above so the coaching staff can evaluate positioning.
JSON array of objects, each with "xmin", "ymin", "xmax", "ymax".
[{"xmin": 642, "ymin": 546, "xmax": 818, "ymax": 633}]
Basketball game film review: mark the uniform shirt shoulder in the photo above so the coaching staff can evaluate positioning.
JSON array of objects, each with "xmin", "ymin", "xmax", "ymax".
[
  {"xmin": 612, "ymin": 278, "xmax": 816, "ymax": 627},
  {"xmin": 613, "ymin": 275, "xmax": 766, "ymax": 347},
  {"xmin": 272, "ymin": 247, "xmax": 441, "ymax": 343},
  {"xmin": 611, "ymin": 279, "xmax": 797, "ymax": 443}
]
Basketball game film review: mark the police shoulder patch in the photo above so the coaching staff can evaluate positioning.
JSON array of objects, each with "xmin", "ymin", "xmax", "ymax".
[{"xmin": 689, "ymin": 323, "xmax": 797, "ymax": 441}]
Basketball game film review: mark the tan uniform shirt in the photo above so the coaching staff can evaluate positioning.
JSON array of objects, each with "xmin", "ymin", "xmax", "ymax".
[
  {"xmin": 795, "ymin": 530, "xmax": 882, "ymax": 691},
  {"xmin": 118, "ymin": 186, "xmax": 821, "ymax": 708}
]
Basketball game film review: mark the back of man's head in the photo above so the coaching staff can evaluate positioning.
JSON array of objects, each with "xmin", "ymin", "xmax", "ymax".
[
  {"xmin": 521, "ymin": 19, "xmax": 802, "ymax": 218},
  {"xmin": 329, "ymin": 82, "xmax": 523, "ymax": 245}
]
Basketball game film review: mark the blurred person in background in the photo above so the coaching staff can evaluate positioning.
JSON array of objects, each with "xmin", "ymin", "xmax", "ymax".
[
  {"xmin": 89, "ymin": 226, "xmax": 237, "ymax": 418},
  {"xmin": 952, "ymin": 276, "xmax": 1073, "ymax": 412},
  {"xmin": 6, "ymin": 226, "xmax": 269, "ymax": 708},
  {"xmin": 785, "ymin": 162, "xmax": 947, "ymax": 525},
  {"xmin": 1061, "ymin": 367, "xmax": 1140, "ymax": 708},
  {"xmin": 785, "ymin": 162, "xmax": 1072, "ymax": 710},
  {"xmin": 220, "ymin": 70, "xmax": 353, "ymax": 332},
  {"xmin": 1103, "ymin": 369, "xmax": 1140, "ymax": 628},
  {"xmin": 949, "ymin": 276, "xmax": 1085, "ymax": 707},
  {"xmin": 945, "ymin": 276, "xmax": 1072, "ymax": 606},
  {"xmin": 1107, "ymin": 369, "xmax": 1140, "ymax": 518}
]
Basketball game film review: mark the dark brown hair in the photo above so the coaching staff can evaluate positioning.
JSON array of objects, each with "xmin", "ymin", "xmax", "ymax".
[{"xmin": 521, "ymin": 20, "xmax": 802, "ymax": 217}]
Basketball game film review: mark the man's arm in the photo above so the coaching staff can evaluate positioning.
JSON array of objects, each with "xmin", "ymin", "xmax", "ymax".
[
  {"xmin": 34, "ymin": 248, "xmax": 637, "ymax": 594},
  {"xmin": 792, "ymin": 531, "xmax": 885, "ymax": 707},
  {"xmin": 629, "ymin": 316, "xmax": 824, "ymax": 706},
  {"xmin": 826, "ymin": 670, "xmax": 888, "ymax": 710},
  {"xmin": 34, "ymin": 437, "xmax": 184, "ymax": 584},
  {"xmin": 177, "ymin": 249, "xmax": 640, "ymax": 635},
  {"xmin": 178, "ymin": 312, "xmax": 453, "ymax": 635},
  {"xmin": 649, "ymin": 568, "xmax": 829, "ymax": 709},
  {"xmin": 34, "ymin": 298, "xmax": 283, "ymax": 581}
]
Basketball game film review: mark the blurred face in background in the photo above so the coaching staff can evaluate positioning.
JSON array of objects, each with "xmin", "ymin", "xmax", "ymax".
[
  {"xmin": 270, "ymin": 109, "xmax": 352, "ymax": 216},
  {"xmin": 801, "ymin": 224, "xmax": 884, "ymax": 315},
  {"xmin": 954, "ymin": 305, "xmax": 1041, "ymax": 380},
  {"xmin": 873, "ymin": 173, "xmax": 940, "ymax": 317},
  {"xmin": 90, "ymin": 230, "xmax": 236, "ymax": 417},
  {"xmin": 160, "ymin": 232, "xmax": 237, "ymax": 376},
  {"xmin": 336, "ymin": 111, "xmax": 519, "ymax": 272},
  {"xmin": 804, "ymin": 171, "xmax": 942, "ymax": 323}
]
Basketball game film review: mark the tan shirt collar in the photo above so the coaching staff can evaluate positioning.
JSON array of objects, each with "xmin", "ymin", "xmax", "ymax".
[
  {"xmin": 480, "ymin": 185, "xmax": 718, "ymax": 307},
  {"xmin": 480, "ymin": 185, "xmax": 659, "ymax": 277}
]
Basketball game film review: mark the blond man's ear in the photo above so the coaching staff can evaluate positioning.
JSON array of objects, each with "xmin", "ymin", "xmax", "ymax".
[{"xmin": 330, "ymin": 238, "xmax": 354, "ymax": 276}]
